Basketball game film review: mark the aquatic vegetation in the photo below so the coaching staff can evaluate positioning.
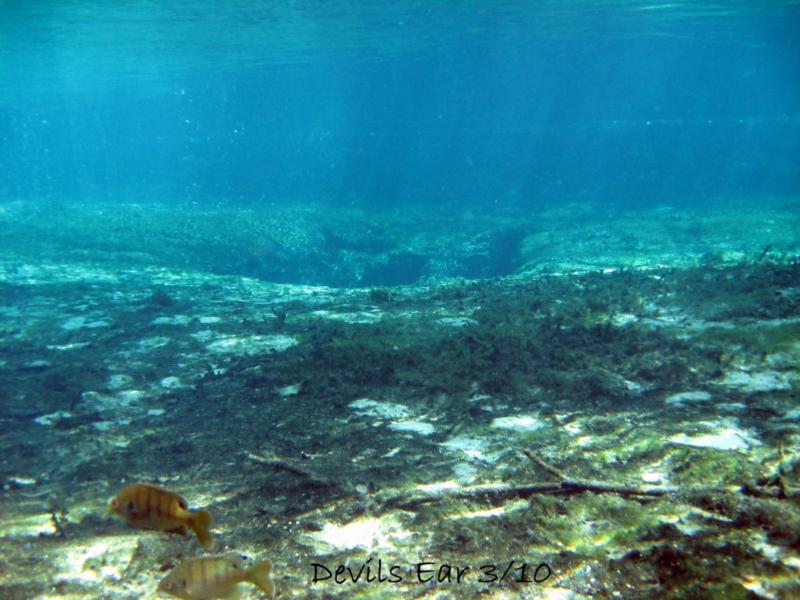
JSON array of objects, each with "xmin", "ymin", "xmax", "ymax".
[
  {"xmin": 368, "ymin": 288, "xmax": 392, "ymax": 303},
  {"xmin": 252, "ymin": 268, "xmax": 709, "ymax": 410},
  {"xmin": 150, "ymin": 288, "xmax": 175, "ymax": 307}
]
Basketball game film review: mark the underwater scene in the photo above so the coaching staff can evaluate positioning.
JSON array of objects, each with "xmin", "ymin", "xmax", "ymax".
[{"xmin": 1, "ymin": 1, "xmax": 800, "ymax": 599}]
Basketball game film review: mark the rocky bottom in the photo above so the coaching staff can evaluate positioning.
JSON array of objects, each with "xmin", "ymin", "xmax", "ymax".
[{"xmin": 1, "ymin": 201, "xmax": 799, "ymax": 599}]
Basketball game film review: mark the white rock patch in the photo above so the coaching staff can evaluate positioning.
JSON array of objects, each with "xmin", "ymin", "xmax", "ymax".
[
  {"xmin": 312, "ymin": 310, "xmax": 382, "ymax": 324},
  {"xmin": 86, "ymin": 320, "xmax": 110, "ymax": 329},
  {"xmin": 438, "ymin": 317, "xmax": 478, "ymax": 327},
  {"xmin": 62, "ymin": 316, "xmax": 87, "ymax": 330},
  {"xmin": 669, "ymin": 426, "xmax": 761, "ymax": 451},
  {"xmin": 191, "ymin": 330, "xmax": 215, "ymax": 342},
  {"xmin": 307, "ymin": 515, "xmax": 412, "ymax": 551},
  {"xmin": 151, "ymin": 315, "xmax": 192, "ymax": 326},
  {"xmin": 197, "ymin": 316, "xmax": 221, "ymax": 324},
  {"xmin": 491, "ymin": 415, "xmax": 544, "ymax": 432},
  {"xmin": 136, "ymin": 336, "xmax": 171, "ymax": 351},
  {"xmin": 82, "ymin": 390, "xmax": 146, "ymax": 411},
  {"xmin": 160, "ymin": 376, "xmax": 185, "ymax": 389},
  {"xmin": 641, "ymin": 470, "xmax": 666, "ymax": 484},
  {"xmin": 46, "ymin": 342, "xmax": 89, "ymax": 351},
  {"xmin": 720, "ymin": 370, "xmax": 792, "ymax": 393},
  {"xmin": 612, "ymin": 313, "xmax": 638, "ymax": 326},
  {"xmin": 348, "ymin": 398, "xmax": 410, "ymax": 419},
  {"xmin": 34, "ymin": 411, "xmax": 72, "ymax": 426},
  {"xmin": 107, "ymin": 374, "xmax": 134, "ymax": 390},
  {"xmin": 440, "ymin": 435, "xmax": 495, "ymax": 462},
  {"xmin": 206, "ymin": 334, "xmax": 297, "ymax": 355},
  {"xmin": 665, "ymin": 391, "xmax": 712, "ymax": 405},
  {"xmin": 388, "ymin": 420, "xmax": 435, "ymax": 436},
  {"xmin": 277, "ymin": 383, "xmax": 302, "ymax": 396},
  {"xmin": 453, "ymin": 462, "xmax": 479, "ymax": 483}
]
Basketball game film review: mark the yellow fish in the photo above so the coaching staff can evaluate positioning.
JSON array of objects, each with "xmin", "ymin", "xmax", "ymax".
[
  {"xmin": 158, "ymin": 552, "xmax": 275, "ymax": 599},
  {"xmin": 110, "ymin": 482, "xmax": 212, "ymax": 548}
]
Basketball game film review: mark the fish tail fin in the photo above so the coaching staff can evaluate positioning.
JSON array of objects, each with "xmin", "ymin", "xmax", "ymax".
[
  {"xmin": 189, "ymin": 510, "xmax": 213, "ymax": 548},
  {"xmin": 247, "ymin": 559, "xmax": 275, "ymax": 599}
]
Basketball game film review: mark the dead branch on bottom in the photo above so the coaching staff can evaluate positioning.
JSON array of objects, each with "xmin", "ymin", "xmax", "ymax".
[
  {"xmin": 245, "ymin": 451, "xmax": 339, "ymax": 490},
  {"xmin": 381, "ymin": 447, "xmax": 800, "ymax": 511}
]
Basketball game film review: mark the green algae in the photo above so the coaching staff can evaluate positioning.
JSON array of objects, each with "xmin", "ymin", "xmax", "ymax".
[{"xmin": 696, "ymin": 319, "xmax": 800, "ymax": 355}]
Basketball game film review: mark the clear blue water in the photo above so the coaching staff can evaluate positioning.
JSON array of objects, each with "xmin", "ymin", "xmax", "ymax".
[{"xmin": 1, "ymin": 1, "xmax": 798, "ymax": 208}]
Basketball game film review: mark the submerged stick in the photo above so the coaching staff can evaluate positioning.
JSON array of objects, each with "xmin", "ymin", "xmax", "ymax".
[
  {"xmin": 380, "ymin": 447, "xmax": 800, "ymax": 511},
  {"xmin": 245, "ymin": 451, "xmax": 339, "ymax": 490},
  {"xmin": 519, "ymin": 448, "xmax": 567, "ymax": 480}
]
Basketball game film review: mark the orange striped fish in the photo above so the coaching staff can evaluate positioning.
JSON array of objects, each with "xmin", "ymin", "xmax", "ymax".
[
  {"xmin": 158, "ymin": 552, "xmax": 275, "ymax": 599},
  {"xmin": 110, "ymin": 482, "xmax": 212, "ymax": 548}
]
